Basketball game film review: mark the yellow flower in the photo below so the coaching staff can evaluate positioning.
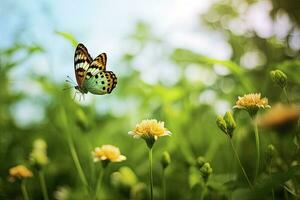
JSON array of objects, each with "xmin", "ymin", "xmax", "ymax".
[
  {"xmin": 257, "ymin": 104, "xmax": 300, "ymax": 129},
  {"xmin": 92, "ymin": 145, "xmax": 126, "ymax": 163},
  {"xmin": 234, "ymin": 93, "xmax": 270, "ymax": 116},
  {"xmin": 128, "ymin": 119, "xmax": 171, "ymax": 139},
  {"xmin": 9, "ymin": 165, "xmax": 33, "ymax": 180},
  {"xmin": 30, "ymin": 139, "xmax": 49, "ymax": 167}
]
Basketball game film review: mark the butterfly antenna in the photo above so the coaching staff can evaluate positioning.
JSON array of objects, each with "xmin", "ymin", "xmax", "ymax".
[{"xmin": 66, "ymin": 76, "xmax": 77, "ymax": 85}]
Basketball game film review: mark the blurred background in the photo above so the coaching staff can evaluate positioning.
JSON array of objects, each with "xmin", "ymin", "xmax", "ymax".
[{"xmin": 1, "ymin": 0, "xmax": 300, "ymax": 199}]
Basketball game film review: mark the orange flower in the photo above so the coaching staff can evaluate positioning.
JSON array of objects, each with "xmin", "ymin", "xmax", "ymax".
[{"xmin": 9, "ymin": 165, "xmax": 33, "ymax": 180}]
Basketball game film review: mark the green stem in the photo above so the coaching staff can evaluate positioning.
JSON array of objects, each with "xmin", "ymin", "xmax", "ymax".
[
  {"xmin": 60, "ymin": 107, "xmax": 89, "ymax": 195},
  {"xmin": 66, "ymin": 132, "xmax": 89, "ymax": 191},
  {"xmin": 21, "ymin": 180, "xmax": 30, "ymax": 200},
  {"xmin": 272, "ymin": 189, "xmax": 275, "ymax": 200},
  {"xmin": 283, "ymin": 87, "xmax": 290, "ymax": 104},
  {"xmin": 268, "ymin": 160, "xmax": 275, "ymax": 200},
  {"xmin": 38, "ymin": 170, "xmax": 49, "ymax": 200},
  {"xmin": 253, "ymin": 119, "xmax": 260, "ymax": 181},
  {"xmin": 200, "ymin": 184, "xmax": 207, "ymax": 200},
  {"xmin": 162, "ymin": 170, "xmax": 166, "ymax": 200},
  {"xmin": 229, "ymin": 139, "xmax": 252, "ymax": 188},
  {"xmin": 284, "ymin": 187, "xmax": 289, "ymax": 200},
  {"xmin": 149, "ymin": 148, "xmax": 153, "ymax": 200},
  {"xmin": 95, "ymin": 167, "xmax": 105, "ymax": 200}
]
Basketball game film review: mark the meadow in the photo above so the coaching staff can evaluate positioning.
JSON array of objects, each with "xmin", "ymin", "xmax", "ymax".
[{"xmin": 1, "ymin": 0, "xmax": 300, "ymax": 200}]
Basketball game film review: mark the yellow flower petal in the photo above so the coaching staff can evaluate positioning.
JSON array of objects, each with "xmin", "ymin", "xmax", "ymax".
[
  {"xmin": 92, "ymin": 145, "xmax": 126, "ymax": 163},
  {"xmin": 234, "ymin": 93, "xmax": 270, "ymax": 110},
  {"xmin": 128, "ymin": 119, "xmax": 171, "ymax": 139}
]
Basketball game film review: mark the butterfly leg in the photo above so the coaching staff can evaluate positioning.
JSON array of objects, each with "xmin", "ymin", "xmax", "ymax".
[{"xmin": 73, "ymin": 91, "xmax": 77, "ymax": 101}]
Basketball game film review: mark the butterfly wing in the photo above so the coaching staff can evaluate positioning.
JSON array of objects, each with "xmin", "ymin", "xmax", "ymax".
[
  {"xmin": 82, "ymin": 71, "xmax": 117, "ymax": 95},
  {"xmin": 74, "ymin": 43, "xmax": 93, "ymax": 86},
  {"xmin": 85, "ymin": 53, "xmax": 107, "ymax": 79}
]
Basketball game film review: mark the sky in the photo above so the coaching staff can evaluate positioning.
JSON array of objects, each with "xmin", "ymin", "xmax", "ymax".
[
  {"xmin": 1, "ymin": 0, "xmax": 292, "ymax": 126},
  {"xmin": 0, "ymin": 0, "xmax": 223, "ymax": 126},
  {"xmin": 1, "ymin": 0, "xmax": 227, "ymax": 81}
]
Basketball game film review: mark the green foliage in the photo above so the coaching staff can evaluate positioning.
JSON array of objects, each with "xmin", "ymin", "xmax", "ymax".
[{"xmin": 1, "ymin": 1, "xmax": 300, "ymax": 200}]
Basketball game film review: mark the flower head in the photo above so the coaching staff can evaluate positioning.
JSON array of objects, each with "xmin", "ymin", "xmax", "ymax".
[
  {"xmin": 30, "ymin": 139, "xmax": 49, "ymax": 168},
  {"xmin": 92, "ymin": 145, "xmax": 126, "ymax": 164},
  {"xmin": 128, "ymin": 119, "xmax": 171, "ymax": 148},
  {"xmin": 257, "ymin": 104, "xmax": 300, "ymax": 129},
  {"xmin": 54, "ymin": 186, "xmax": 70, "ymax": 200},
  {"xmin": 234, "ymin": 93, "xmax": 270, "ymax": 117},
  {"xmin": 9, "ymin": 165, "xmax": 33, "ymax": 180}
]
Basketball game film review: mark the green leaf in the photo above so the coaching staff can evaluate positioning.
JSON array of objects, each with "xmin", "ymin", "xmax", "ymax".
[
  {"xmin": 232, "ymin": 166, "xmax": 300, "ymax": 200},
  {"xmin": 55, "ymin": 31, "xmax": 78, "ymax": 47}
]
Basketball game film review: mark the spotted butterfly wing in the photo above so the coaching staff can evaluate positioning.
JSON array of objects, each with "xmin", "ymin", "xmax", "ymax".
[
  {"xmin": 82, "ymin": 70, "xmax": 117, "ymax": 95},
  {"xmin": 74, "ymin": 43, "xmax": 92, "ymax": 87},
  {"xmin": 83, "ymin": 53, "xmax": 117, "ymax": 94},
  {"xmin": 85, "ymin": 53, "xmax": 107, "ymax": 79}
]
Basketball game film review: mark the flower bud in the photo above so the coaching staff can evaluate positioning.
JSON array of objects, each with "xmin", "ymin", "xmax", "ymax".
[
  {"xmin": 161, "ymin": 151, "xmax": 171, "ymax": 169},
  {"xmin": 111, "ymin": 167, "xmax": 138, "ymax": 192},
  {"xmin": 224, "ymin": 111, "xmax": 236, "ymax": 137},
  {"xmin": 266, "ymin": 144, "xmax": 276, "ymax": 164},
  {"xmin": 54, "ymin": 186, "xmax": 70, "ymax": 200},
  {"xmin": 130, "ymin": 183, "xmax": 147, "ymax": 200},
  {"xmin": 216, "ymin": 116, "xmax": 227, "ymax": 135},
  {"xmin": 195, "ymin": 156, "xmax": 206, "ymax": 169},
  {"xmin": 30, "ymin": 139, "xmax": 49, "ymax": 169},
  {"xmin": 200, "ymin": 162, "xmax": 213, "ymax": 183},
  {"xmin": 270, "ymin": 70, "xmax": 287, "ymax": 89},
  {"xmin": 33, "ymin": 139, "xmax": 47, "ymax": 150}
]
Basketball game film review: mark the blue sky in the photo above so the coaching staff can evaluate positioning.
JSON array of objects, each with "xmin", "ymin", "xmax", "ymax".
[
  {"xmin": 2, "ymin": 0, "xmax": 280, "ymax": 126},
  {"xmin": 1, "ymin": 0, "xmax": 228, "ymax": 82}
]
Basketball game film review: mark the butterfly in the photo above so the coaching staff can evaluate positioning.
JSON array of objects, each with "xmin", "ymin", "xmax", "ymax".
[{"xmin": 72, "ymin": 43, "xmax": 117, "ymax": 95}]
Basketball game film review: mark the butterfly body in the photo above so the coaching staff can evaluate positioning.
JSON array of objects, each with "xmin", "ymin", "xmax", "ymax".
[{"xmin": 73, "ymin": 43, "xmax": 117, "ymax": 95}]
